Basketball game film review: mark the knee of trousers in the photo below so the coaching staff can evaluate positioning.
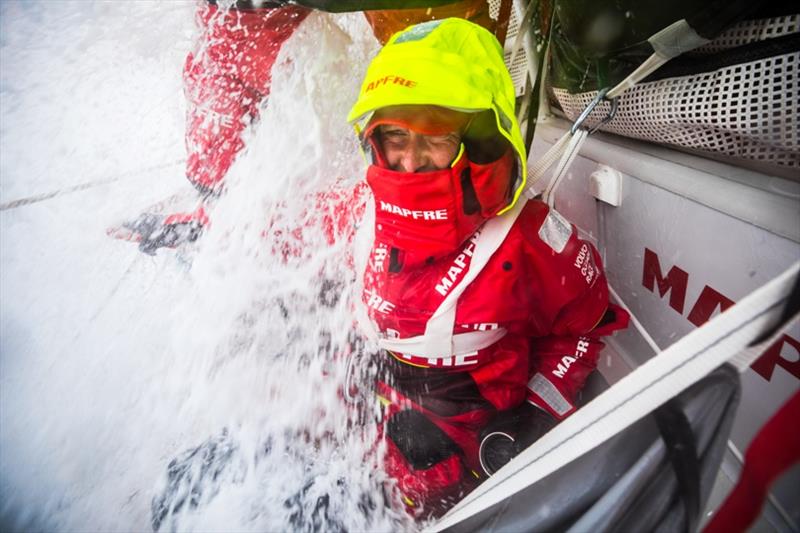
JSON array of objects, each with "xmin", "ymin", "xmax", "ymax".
[{"xmin": 383, "ymin": 409, "xmax": 478, "ymax": 516}]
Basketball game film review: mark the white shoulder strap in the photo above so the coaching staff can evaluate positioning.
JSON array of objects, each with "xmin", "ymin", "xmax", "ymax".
[{"xmin": 378, "ymin": 197, "xmax": 528, "ymax": 358}]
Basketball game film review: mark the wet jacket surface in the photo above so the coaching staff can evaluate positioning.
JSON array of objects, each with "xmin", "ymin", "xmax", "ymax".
[{"xmin": 363, "ymin": 198, "xmax": 623, "ymax": 421}]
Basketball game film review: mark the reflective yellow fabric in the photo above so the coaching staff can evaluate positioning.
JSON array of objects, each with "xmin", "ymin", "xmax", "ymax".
[{"xmin": 348, "ymin": 17, "xmax": 527, "ymax": 213}]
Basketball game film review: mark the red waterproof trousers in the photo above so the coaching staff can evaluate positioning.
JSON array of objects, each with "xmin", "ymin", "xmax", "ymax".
[{"xmin": 183, "ymin": 4, "xmax": 310, "ymax": 192}]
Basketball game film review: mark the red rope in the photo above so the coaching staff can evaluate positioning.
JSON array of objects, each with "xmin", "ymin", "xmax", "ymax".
[{"xmin": 703, "ymin": 389, "xmax": 800, "ymax": 533}]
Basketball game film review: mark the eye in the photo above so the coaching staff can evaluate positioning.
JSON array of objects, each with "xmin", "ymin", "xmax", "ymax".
[
  {"xmin": 426, "ymin": 133, "xmax": 460, "ymax": 146},
  {"xmin": 380, "ymin": 126, "xmax": 408, "ymax": 138},
  {"xmin": 380, "ymin": 128, "xmax": 410, "ymax": 149}
]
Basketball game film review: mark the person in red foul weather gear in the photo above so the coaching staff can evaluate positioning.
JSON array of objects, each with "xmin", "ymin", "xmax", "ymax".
[
  {"xmin": 347, "ymin": 18, "xmax": 629, "ymax": 517},
  {"xmin": 122, "ymin": 0, "xmax": 498, "ymax": 255}
]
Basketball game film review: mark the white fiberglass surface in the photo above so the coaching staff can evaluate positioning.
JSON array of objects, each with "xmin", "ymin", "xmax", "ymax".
[{"xmin": 1, "ymin": 3, "xmax": 408, "ymax": 531}]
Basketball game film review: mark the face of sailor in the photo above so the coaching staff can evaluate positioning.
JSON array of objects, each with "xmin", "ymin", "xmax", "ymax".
[{"xmin": 377, "ymin": 125, "xmax": 462, "ymax": 173}]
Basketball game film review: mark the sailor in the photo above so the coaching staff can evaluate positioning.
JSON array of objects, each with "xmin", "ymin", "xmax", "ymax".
[{"xmin": 347, "ymin": 17, "xmax": 629, "ymax": 517}]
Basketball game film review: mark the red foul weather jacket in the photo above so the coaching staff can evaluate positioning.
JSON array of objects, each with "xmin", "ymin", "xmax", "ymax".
[{"xmin": 362, "ymin": 198, "xmax": 629, "ymax": 423}]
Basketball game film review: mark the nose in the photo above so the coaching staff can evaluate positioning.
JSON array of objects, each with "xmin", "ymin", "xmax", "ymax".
[{"xmin": 397, "ymin": 137, "xmax": 432, "ymax": 173}]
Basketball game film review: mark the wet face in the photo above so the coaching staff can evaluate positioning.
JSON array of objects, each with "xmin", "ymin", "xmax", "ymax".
[{"xmin": 377, "ymin": 125, "xmax": 462, "ymax": 173}]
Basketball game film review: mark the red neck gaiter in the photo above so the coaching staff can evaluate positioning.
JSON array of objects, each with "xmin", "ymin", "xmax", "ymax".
[{"xmin": 366, "ymin": 148, "xmax": 515, "ymax": 258}]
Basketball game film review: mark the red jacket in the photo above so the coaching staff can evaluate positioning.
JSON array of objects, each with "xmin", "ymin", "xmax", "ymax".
[{"xmin": 363, "ymin": 198, "xmax": 628, "ymax": 419}]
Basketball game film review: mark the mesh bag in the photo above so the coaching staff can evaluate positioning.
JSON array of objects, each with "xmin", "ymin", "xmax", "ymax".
[
  {"xmin": 490, "ymin": 0, "xmax": 530, "ymax": 97},
  {"xmin": 549, "ymin": 15, "xmax": 800, "ymax": 173},
  {"xmin": 692, "ymin": 14, "xmax": 799, "ymax": 54}
]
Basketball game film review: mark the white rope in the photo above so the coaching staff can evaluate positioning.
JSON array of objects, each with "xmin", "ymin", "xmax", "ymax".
[
  {"xmin": 608, "ymin": 283, "xmax": 663, "ymax": 355},
  {"xmin": 429, "ymin": 261, "xmax": 800, "ymax": 532},
  {"xmin": 524, "ymin": 129, "xmax": 572, "ymax": 195},
  {"xmin": 542, "ymin": 128, "xmax": 588, "ymax": 207},
  {"xmin": 606, "ymin": 53, "xmax": 670, "ymax": 99}
]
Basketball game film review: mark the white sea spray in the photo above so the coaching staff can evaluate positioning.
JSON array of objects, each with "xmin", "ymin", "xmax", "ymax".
[{"xmin": 1, "ymin": 3, "xmax": 411, "ymax": 531}]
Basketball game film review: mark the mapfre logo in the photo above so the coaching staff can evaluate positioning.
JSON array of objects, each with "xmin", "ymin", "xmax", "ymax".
[
  {"xmin": 365, "ymin": 75, "xmax": 417, "ymax": 92},
  {"xmin": 435, "ymin": 231, "xmax": 480, "ymax": 296},
  {"xmin": 379, "ymin": 201, "xmax": 447, "ymax": 221}
]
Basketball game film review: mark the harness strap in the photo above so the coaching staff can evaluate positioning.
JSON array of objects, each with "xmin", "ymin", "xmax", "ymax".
[
  {"xmin": 653, "ymin": 399, "xmax": 701, "ymax": 533},
  {"xmin": 542, "ymin": 129, "xmax": 588, "ymax": 207},
  {"xmin": 377, "ymin": 327, "xmax": 508, "ymax": 359},
  {"xmin": 377, "ymin": 197, "xmax": 528, "ymax": 358}
]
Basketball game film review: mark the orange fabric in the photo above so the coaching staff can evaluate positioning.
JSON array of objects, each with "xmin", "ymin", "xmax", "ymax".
[
  {"xmin": 364, "ymin": 0, "xmax": 494, "ymax": 45},
  {"xmin": 366, "ymin": 105, "xmax": 472, "ymax": 137}
]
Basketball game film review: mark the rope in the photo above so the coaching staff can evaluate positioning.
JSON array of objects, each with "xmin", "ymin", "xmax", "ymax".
[{"xmin": 0, "ymin": 160, "xmax": 184, "ymax": 211}]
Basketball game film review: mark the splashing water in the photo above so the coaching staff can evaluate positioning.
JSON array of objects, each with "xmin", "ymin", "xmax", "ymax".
[{"xmin": 1, "ymin": 3, "xmax": 410, "ymax": 531}]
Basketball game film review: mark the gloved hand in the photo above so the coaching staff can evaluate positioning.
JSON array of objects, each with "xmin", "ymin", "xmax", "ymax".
[
  {"xmin": 136, "ymin": 217, "xmax": 203, "ymax": 256},
  {"xmin": 125, "ymin": 204, "xmax": 209, "ymax": 256},
  {"xmin": 479, "ymin": 402, "xmax": 557, "ymax": 475}
]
